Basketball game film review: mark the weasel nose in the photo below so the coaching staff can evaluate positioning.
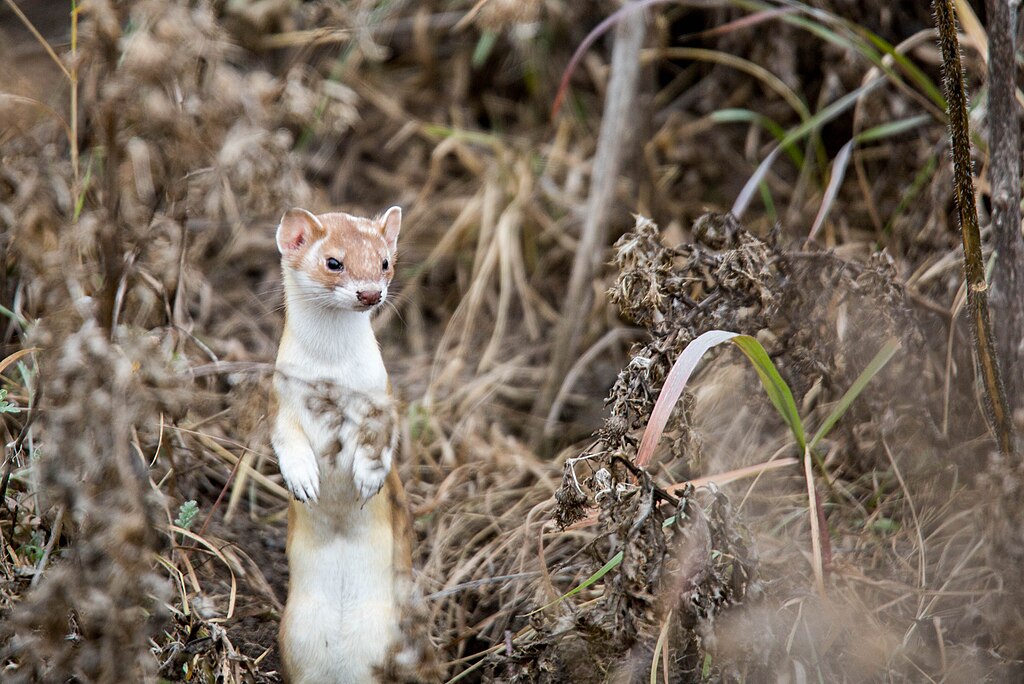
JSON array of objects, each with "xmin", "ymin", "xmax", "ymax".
[{"xmin": 357, "ymin": 290, "xmax": 381, "ymax": 306}]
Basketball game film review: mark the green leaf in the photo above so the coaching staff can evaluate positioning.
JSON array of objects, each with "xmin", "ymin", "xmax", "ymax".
[
  {"xmin": 701, "ymin": 653, "xmax": 713, "ymax": 679},
  {"xmin": 859, "ymin": 31, "xmax": 946, "ymax": 109},
  {"xmin": 174, "ymin": 500, "xmax": 200, "ymax": 531},
  {"xmin": 870, "ymin": 516, "xmax": 899, "ymax": 534},
  {"xmin": 472, "ymin": 31, "xmax": 498, "ymax": 69},
  {"xmin": 0, "ymin": 388, "xmax": 19, "ymax": 414},
  {"xmin": 636, "ymin": 330, "xmax": 805, "ymax": 466},
  {"xmin": 731, "ymin": 336, "xmax": 806, "ymax": 450},
  {"xmin": 534, "ymin": 515, "xmax": 682, "ymax": 615},
  {"xmin": 544, "ymin": 333, "xmax": 896, "ymax": 619}
]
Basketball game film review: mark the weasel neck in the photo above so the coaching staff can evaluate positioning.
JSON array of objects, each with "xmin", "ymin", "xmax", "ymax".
[{"xmin": 278, "ymin": 269, "xmax": 386, "ymax": 391}]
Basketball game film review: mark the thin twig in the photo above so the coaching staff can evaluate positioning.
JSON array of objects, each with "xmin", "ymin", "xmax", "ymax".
[
  {"xmin": 70, "ymin": 1, "xmax": 80, "ymax": 191},
  {"xmin": 3, "ymin": 0, "xmax": 72, "ymax": 80},
  {"xmin": 533, "ymin": 5, "xmax": 647, "ymax": 424},
  {"xmin": 803, "ymin": 448, "xmax": 826, "ymax": 596}
]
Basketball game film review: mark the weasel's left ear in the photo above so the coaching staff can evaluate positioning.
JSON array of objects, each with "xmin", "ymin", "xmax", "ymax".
[
  {"xmin": 277, "ymin": 208, "xmax": 325, "ymax": 255},
  {"xmin": 381, "ymin": 206, "xmax": 402, "ymax": 253}
]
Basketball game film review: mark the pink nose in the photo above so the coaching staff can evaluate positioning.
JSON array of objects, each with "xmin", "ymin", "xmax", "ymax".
[{"xmin": 357, "ymin": 290, "xmax": 381, "ymax": 306}]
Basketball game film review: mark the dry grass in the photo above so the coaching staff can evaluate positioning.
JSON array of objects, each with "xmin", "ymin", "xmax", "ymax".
[{"xmin": 1, "ymin": 0, "xmax": 1022, "ymax": 682}]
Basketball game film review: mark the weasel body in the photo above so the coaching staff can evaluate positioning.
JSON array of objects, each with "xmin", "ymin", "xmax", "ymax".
[{"xmin": 272, "ymin": 207, "xmax": 410, "ymax": 683}]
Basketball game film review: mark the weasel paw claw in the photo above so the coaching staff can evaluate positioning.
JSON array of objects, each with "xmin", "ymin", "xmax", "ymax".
[
  {"xmin": 280, "ymin": 449, "xmax": 321, "ymax": 503},
  {"xmin": 352, "ymin": 446, "xmax": 392, "ymax": 502}
]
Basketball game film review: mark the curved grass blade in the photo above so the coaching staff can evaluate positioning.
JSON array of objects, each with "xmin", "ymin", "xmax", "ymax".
[
  {"xmin": 636, "ymin": 330, "xmax": 805, "ymax": 467},
  {"xmin": 855, "ymin": 114, "xmax": 933, "ymax": 144},
  {"xmin": 733, "ymin": 145, "xmax": 784, "ymax": 219},
  {"xmin": 651, "ymin": 609, "xmax": 673, "ymax": 684},
  {"xmin": 732, "ymin": 79, "xmax": 884, "ymax": 218},
  {"xmin": 809, "ymin": 116, "xmax": 931, "ymax": 243},
  {"xmin": 548, "ymin": 335, "xmax": 898, "ymax": 610},
  {"xmin": 635, "ymin": 330, "xmax": 740, "ymax": 467},
  {"xmin": 730, "ymin": 0, "xmax": 947, "ymax": 112},
  {"xmin": 858, "ymin": 30, "xmax": 945, "ymax": 109},
  {"xmin": 526, "ymin": 549, "xmax": 623, "ymax": 616},
  {"xmin": 0, "ymin": 348, "xmax": 38, "ymax": 376},
  {"xmin": 542, "ymin": 514, "xmax": 682, "ymax": 613},
  {"xmin": 807, "ymin": 139, "xmax": 853, "ymax": 244},
  {"xmin": 710, "ymin": 108, "xmax": 804, "ymax": 167},
  {"xmin": 684, "ymin": 7, "xmax": 796, "ymax": 42},
  {"xmin": 652, "ymin": 47, "xmax": 811, "ymax": 122},
  {"xmin": 730, "ymin": 336, "xmax": 806, "ymax": 450}
]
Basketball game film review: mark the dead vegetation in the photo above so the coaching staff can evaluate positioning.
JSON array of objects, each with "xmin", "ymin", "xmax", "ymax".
[{"xmin": 1, "ymin": 0, "xmax": 1023, "ymax": 682}]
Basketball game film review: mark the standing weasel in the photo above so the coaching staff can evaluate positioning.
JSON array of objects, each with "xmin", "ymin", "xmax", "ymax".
[{"xmin": 272, "ymin": 206, "xmax": 412, "ymax": 683}]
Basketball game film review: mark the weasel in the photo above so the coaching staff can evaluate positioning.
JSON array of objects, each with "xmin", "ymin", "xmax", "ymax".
[{"xmin": 272, "ymin": 206, "xmax": 413, "ymax": 683}]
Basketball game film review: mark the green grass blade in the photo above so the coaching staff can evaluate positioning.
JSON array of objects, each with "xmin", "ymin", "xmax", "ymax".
[
  {"xmin": 472, "ymin": 30, "xmax": 498, "ymax": 69},
  {"xmin": 732, "ymin": 1, "xmax": 883, "ymax": 69},
  {"xmin": 526, "ymin": 550, "xmax": 624, "ymax": 615},
  {"xmin": 885, "ymin": 152, "xmax": 939, "ymax": 233},
  {"xmin": 855, "ymin": 114, "xmax": 933, "ymax": 144},
  {"xmin": 542, "ymin": 330, "xmax": 813, "ymax": 615},
  {"xmin": 859, "ymin": 31, "xmax": 946, "ymax": 109},
  {"xmin": 731, "ymin": 336, "xmax": 806, "ymax": 450},
  {"xmin": 779, "ymin": 81, "xmax": 884, "ymax": 149},
  {"xmin": 809, "ymin": 337, "xmax": 901, "ymax": 448},
  {"xmin": 538, "ymin": 515, "xmax": 684, "ymax": 615},
  {"xmin": 731, "ymin": 0, "xmax": 944, "ymax": 111},
  {"xmin": 0, "ymin": 304, "xmax": 28, "ymax": 328}
]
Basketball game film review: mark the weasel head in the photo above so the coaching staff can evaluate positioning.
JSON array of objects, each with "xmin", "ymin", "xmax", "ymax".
[{"xmin": 276, "ymin": 206, "xmax": 402, "ymax": 313}]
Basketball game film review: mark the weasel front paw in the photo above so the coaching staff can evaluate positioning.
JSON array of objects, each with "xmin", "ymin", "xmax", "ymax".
[
  {"xmin": 279, "ymin": 446, "xmax": 321, "ymax": 502},
  {"xmin": 352, "ymin": 445, "xmax": 392, "ymax": 502}
]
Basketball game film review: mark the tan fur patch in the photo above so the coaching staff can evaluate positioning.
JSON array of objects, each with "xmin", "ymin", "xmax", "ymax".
[{"xmin": 318, "ymin": 212, "xmax": 392, "ymax": 287}]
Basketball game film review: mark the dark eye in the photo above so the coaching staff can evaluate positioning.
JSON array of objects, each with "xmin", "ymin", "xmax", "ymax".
[
  {"xmin": 325, "ymin": 257, "xmax": 343, "ymax": 272},
  {"xmin": 382, "ymin": 258, "xmax": 390, "ymax": 271}
]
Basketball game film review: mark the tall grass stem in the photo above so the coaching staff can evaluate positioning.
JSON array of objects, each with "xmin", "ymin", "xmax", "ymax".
[{"xmin": 933, "ymin": 0, "xmax": 1016, "ymax": 457}]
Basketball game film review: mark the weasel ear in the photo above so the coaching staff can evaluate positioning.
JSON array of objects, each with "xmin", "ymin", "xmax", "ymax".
[
  {"xmin": 381, "ymin": 206, "xmax": 402, "ymax": 252},
  {"xmin": 277, "ymin": 208, "xmax": 324, "ymax": 255}
]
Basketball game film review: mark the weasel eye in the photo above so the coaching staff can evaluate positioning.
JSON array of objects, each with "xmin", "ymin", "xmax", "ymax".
[
  {"xmin": 382, "ymin": 258, "xmax": 390, "ymax": 271},
  {"xmin": 325, "ymin": 257, "xmax": 343, "ymax": 272}
]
